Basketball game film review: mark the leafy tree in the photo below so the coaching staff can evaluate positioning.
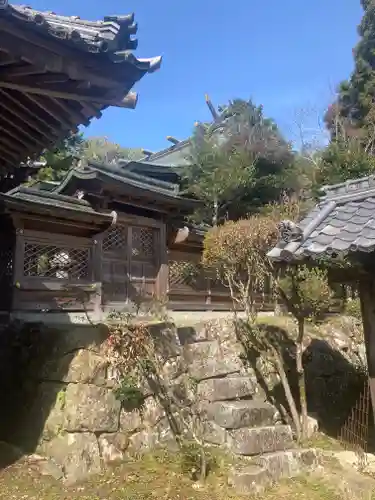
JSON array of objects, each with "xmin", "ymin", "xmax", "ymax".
[
  {"xmin": 183, "ymin": 98, "xmax": 295, "ymax": 225},
  {"xmin": 202, "ymin": 216, "xmax": 278, "ymax": 319},
  {"xmin": 277, "ymin": 266, "xmax": 334, "ymax": 439},
  {"xmin": 36, "ymin": 132, "xmax": 84, "ymax": 182},
  {"xmin": 81, "ymin": 136, "xmax": 143, "ymax": 165},
  {"xmin": 183, "ymin": 123, "xmax": 256, "ymax": 226},
  {"xmin": 315, "ymin": 137, "xmax": 375, "ymax": 188},
  {"xmin": 35, "ymin": 135, "xmax": 143, "ymax": 183},
  {"xmin": 202, "ymin": 212, "xmax": 303, "ymax": 438}
]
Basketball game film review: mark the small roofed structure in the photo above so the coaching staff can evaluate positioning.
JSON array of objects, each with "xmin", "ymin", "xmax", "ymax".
[
  {"xmin": 0, "ymin": 2, "xmax": 161, "ymax": 179},
  {"xmin": 268, "ymin": 175, "xmax": 375, "ymax": 424},
  {"xmin": 0, "ymin": 157, "xmax": 263, "ymax": 323}
]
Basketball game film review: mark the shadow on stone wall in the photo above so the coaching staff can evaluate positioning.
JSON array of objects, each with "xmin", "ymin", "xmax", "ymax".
[
  {"xmin": 242, "ymin": 322, "xmax": 369, "ymax": 444},
  {"xmin": 0, "ymin": 317, "xmax": 109, "ymax": 468}
]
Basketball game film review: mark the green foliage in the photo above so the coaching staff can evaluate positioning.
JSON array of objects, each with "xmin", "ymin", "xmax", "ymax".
[
  {"xmin": 36, "ymin": 132, "xmax": 84, "ymax": 182},
  {"xmin": 325, "ymin": 1, "xmax": 375, "ymax": 153},
  {"xmin": 81, "ymin": 136, "xmax": 143, "ymax": 164},
  {"xmin": 56, "ymin": 388, "xmax": 66, "ymax": 411},
  {"xmin": 113, "ymin": 375, "xmax": 145, "ymax": 411},
  {"xmin": 202, "ymin": 216, "xmax": 278, "ymax": 318},
  {"xmin": 183, "ymin": 98, "xmax": 294, "ymax": 225},
  {"xmin": 314, "ymin": 137, "xmax": 375, "ymax": 188},
  {"xmin": 35, "ymin": 135, "xmax": 143, "ymax": 184},
  {"xmin": 278, "ymin": 266, "xmax": 334, "ymax": 322},
  {"xmin": 345, "ymin": 298, "xmax": 362, "ymax": 320},
  {"xmin": 178, "ymin": 442, "xmax": 217, "ymax": 481}
]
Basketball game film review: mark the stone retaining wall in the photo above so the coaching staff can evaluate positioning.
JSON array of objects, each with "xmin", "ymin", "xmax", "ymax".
[{"xmin": 0, "ymin": 316, "xmax": 366, "ymax": 484}]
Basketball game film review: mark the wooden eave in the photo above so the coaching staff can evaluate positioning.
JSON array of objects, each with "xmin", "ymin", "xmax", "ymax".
[
  {"xmin": 0, "ymin": 2, "xmax": 162, "ymax": 176},
  {"xmin": 2, "ymin": 188, "xmax": 115, "ymax": 232},
  {"xmin": 53, "ymin": 164, "xmax": 201, "ymax": 213}
]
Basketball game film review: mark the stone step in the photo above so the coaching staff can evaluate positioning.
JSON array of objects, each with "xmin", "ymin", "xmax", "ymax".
[
  {"xmin": 228, "ymin": 464, "xmax": 269, "ymax": 496},
  {"xmin": 254, "ymin": 448, "xmax": 320, "ymax": 478},
  {"xmin": 228, "ymin": 448, "xmax": 320, "ymax": 496},
  {"xmin": 201, "ymin": 400, "xmax": 278, "ymax": 429},
  {"xmin": 197, "ymin": 377, "xmax": 256, "ymax": 402},
  {"xmin": 227, "ymin": 425, "xmax": 294, "ymax": 456}
]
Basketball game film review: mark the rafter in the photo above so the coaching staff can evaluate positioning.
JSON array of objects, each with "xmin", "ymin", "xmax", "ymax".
[
  {"xmin": 0, "ymin": 79, "xmax": 138, "ymax": 108},
  {"xmin": 0, "ymin": 89, "xmax": 58, "ymax": 140},
  {"xmin": 6, "ymin": 89, "xmax": 73, "ymax": 135}
]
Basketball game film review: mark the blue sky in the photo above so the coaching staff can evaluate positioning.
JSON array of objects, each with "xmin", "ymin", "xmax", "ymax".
[{"xmin": 21, "ymin": 0, "xmax": 362, "ymax": 152}]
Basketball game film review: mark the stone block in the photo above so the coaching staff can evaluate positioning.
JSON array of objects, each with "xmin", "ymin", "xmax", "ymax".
[
  {"xmin": 39, "ymin": 432, "xmax": 102, "ymax": 485},
  {"xmin": 162, "ymin": 357, "xmax": 186, "ymax": 380},
  {"xmin": 177, "ymin": 324, "xmax": 209, "ymax": 344},
  {"xmin": 30, "ymin": 382, "xmax": 65, "ymax": 442},
  {"xmin": 227, "ymin": 425, "xmax": 294, "ymax": 456},
  {"xmin": 98, "ymin": 432, "xmax": 129, "ymax": 464},
  {"xmin": 143, "ymin": 397, "xmax": 165, "ymax": 427},
  {"xmin": 185, "ymin": 341, "xmax": 242, "ymax": 380},
  {"xmin": 254, "ymin": 448, "xmax": 320, "ymax": 480},
  {"xmin": 148, "ymin": 322, "xmax": 181, "ymax": 359},
  {"xmin": 228, "ymin": 464, "xmax": 269, "ymax": 496},
  {"xmin": 120, "ymin": 408, "xmax": 143, "ymax": 433},
  {"xmin": 42, "ymin": 349, "xmax": 108, "ymax": 385},
  {"xmin": 202, "ymin": 421, "xmax": 227, "ymax": 445},
  {"xmin": 128, "ymin": 429, "xmax": 158, "ymax": 455},
  {"xmin": 200, "ymin": 400, "xmax": 277, "ymax": 429},
  {"xmin": 63, "ymin": 384, "xmax": 121, "ymax": 433},
  {"xmin": 197, "ymin": 377, "xmax": 255, "ymax": 402}
]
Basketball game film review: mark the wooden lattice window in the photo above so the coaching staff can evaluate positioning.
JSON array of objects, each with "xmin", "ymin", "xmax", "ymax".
[
  {"xmin": 102, "ymin": 226, "xmax": 128, "ymax": 252},
  {"xmin": 169, "ymin": 260, "xmax": 206, "ymax": 290},
  {"xmin": 132, "ymin": 227, "xmax": 155, "ymax": 260},
  {"xmin": 23, "ymin": 242, "xmax": 90, "ymax": 280},
  {"xmin": 0, "ymin": 244, "xmax": 13, "ymax": 284}
]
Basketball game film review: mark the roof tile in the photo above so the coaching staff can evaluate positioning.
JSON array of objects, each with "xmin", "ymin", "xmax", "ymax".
[{"xmin": 268, "ymin": 175, "xmax": 375, "ymax": 261}]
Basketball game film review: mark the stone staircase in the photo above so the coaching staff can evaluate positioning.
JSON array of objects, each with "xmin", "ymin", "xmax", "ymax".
[{"xmin": 179, "ymin": 321, "xmax": 320, "ymax": 495}]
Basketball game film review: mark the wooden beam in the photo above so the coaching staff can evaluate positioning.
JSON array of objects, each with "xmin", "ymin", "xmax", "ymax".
[
  {"xmin": 0, "ymin": 63, "xmax": 47, "ymax": 78},
  {"xmin": 0, "ymin": 149, "xmax": 15, "ymax": 166},
  {"xmin": 0, "ymin": 79, "xmax": 138, "ymax": 108},
  {"xmin": 0, "ymin": 106, "xmax": 46, "ymax": 147},
  {"xmin": 359, "ymin": 278, "xmax": 375, "ymax": 425},
  {"xmin": 0, "ymin": 88, "xmax": 60, "ymax": 137},
  {"xmin": 0, "ymin": 122, "xmax": 33, "ymax": 149},
  {"xmin": 21, "ymin": 92, "xmax": 78, "ymax": 131},
  {"xmin": 51, "ymin": 97, "xmax": 90, "ymax": 127},
  {"xmin": 80, "ymin": 102, "xmax": 102, "ymax": 119},
  {"xmin": 0, "ymin": 19, "xmax": 137, "ymax": 89},
  {"xmin": 0, "ymin": 139, "xmax": 20, "ymax": 160},
  {"xmin": 0, "ymin": 89, "xmax": 58, "ymax": 140}
]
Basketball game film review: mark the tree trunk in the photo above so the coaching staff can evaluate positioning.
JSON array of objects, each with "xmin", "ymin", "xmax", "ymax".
[
  {"xmin": 212, "ymin": 197, "xmax": 218, "ymax": 227},
  {"xmin": 297, "ymin": 318, "xmax": 308, "ymax": 440},
  {"xmin": 273, "ymin": 350, "xmax": 301, "ymax": 440}
]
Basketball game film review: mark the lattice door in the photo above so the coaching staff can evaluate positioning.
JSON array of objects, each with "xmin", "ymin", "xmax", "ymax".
[
  {"xmin": 102, "ymin": 225, "xmax": 158, "ymax": 305},
  {"xmin": 102, "ymin": 226, "xmax": 129, "ymax": 304}
]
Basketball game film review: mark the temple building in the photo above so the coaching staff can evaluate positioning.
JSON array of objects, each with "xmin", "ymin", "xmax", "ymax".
[
  {"xmin": 0, "ymin": 1, "xmax": 161, "ymax": 189},
  {"xmin": 0, "ymin": 13, "xmax": 266, "ymax": 320}
]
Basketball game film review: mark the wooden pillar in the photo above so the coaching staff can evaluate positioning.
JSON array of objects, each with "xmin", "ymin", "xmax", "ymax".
[
  {"xmin": 92, "ymin": 234, "xmax": 103, "ymax": 319},
  {"xmin": 359, "ymin": 277, "xmax": 375, "ymax": 421},
  {"xmin": 156, "ymin": 222, "xmax": 168, "ymax": 299}
]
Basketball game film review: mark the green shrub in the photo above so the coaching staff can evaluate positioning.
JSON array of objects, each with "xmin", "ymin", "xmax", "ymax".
[
  {"xmin": 113, "ymin": 375, "xmax": 145, "ymax": 411},
  {"xmin": 345, "ymin": 298, "xmax": 362, "ymax": 320},
  {"xmin": 178, "ymin": 442, "xmax": 217, "ymax": 481}
]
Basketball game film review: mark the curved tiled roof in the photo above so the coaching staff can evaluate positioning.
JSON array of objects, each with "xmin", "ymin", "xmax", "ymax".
[
  {"xmin": 0, "ymin": 3, "xmax": 161, "ymax": 71},
  {"xmin": 268, "ymin": 176, "xmax": 375, "ymax": 262},
  {"xmin": 0, "ymin": 2, "xmax": 162, "ymax": 177}
]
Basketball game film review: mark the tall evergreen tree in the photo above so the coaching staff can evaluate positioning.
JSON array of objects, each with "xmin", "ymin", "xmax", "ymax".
[{"xmin": 183, "ymin": 98, "xmax": 295, "ymax": 225}]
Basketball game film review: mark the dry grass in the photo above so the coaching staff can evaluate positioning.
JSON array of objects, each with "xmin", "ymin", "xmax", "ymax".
[{"xmin": 0, "ymin": 449, "xmax": 345, "ymax": 500}]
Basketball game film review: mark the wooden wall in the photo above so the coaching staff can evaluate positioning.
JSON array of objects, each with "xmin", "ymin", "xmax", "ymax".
[
  {"xmin": 6, "ymin": 214, "xmax": 273, "ymax": 317},
  {"xmin": 167, "ymin": 249, "xmax": 274, "ymax": 311}
]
